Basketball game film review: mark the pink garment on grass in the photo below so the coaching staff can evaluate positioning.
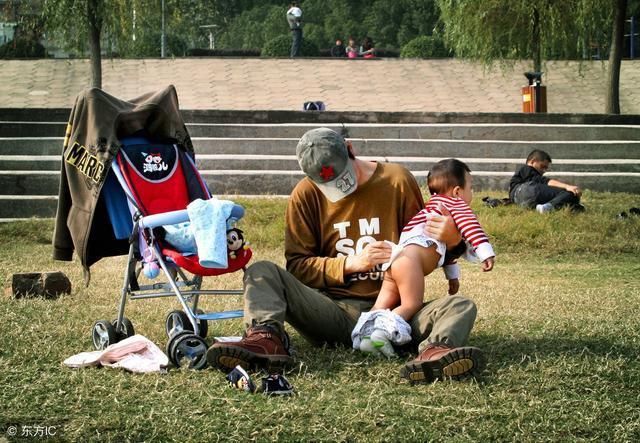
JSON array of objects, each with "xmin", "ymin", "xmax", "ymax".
[{"xmin": 63, "ymin": 334, "xmax": 168, "ymax": 373}]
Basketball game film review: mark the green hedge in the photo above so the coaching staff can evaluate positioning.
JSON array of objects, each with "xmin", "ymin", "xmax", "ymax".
[
  {"xmin": 0, "ymin": 38, "xmax": 46, "ymax": 58},
  {"xmin": 261, "ymin": 34, "xmax": 319, "ymax": 57},
  {"xmin": 400, "ymin": 35, "xmax": 450, "ymax": 59},
  {"xmin": 187, "ymin": 48, "xmax": 262, "ymax": 57}
]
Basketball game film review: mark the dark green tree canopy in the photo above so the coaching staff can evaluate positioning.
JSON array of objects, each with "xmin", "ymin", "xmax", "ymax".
[{"xmin": 436, "ymin": 0, "xmax": 613, "ymax": 70}]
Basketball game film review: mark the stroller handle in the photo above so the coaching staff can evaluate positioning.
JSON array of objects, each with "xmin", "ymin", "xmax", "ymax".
[{"xmin": 139, "ymin": 204, "xmax": 245, "ymax": 230}]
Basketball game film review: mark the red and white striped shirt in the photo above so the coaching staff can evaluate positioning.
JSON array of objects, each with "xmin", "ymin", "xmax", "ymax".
[{"xmin": 402, "ymin": 194, "xmax": 494, "ymax": 261}]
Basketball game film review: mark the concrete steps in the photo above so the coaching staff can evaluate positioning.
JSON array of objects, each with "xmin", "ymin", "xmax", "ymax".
[
  {"xmin": 1, "ymin": 110, "xmax": 639, "ymax": 219},
  {"xmin": 1, "ymin": 155, "xmax": 638, "ymax": 174},
  {"xmin": 184, "ymin": 122, "xmax": 640, "ymax": 141},
  {"xmin": 3, "ymin": 136, "xmax": 640, "ymax": 158}
]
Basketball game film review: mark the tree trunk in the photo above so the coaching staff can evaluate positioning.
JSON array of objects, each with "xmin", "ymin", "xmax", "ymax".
[
  {"xmin": 532, "ymin": 7, "xmax": 541, "ymax": 72},
  {"xmin": 605, "ymin": 0, "xmax": 627, "ymax": 114},
  {"xmin": 87, "ymin": 0, "xmax": 103, "ymax": 89}
]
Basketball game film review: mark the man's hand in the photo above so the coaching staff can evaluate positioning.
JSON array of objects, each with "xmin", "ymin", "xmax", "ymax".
[
  {"xmin": 448, "ymin": 278, "xmax": 459, "ymax": 295},
  {"xmin": 423, "ymin": 204, "xmax": 462, "ymax": 248},
  {"xmin": 566, "ymin": 185, "xmax": 582, "ymax": 197},
  {"xmin": 482, "ymin": 257, "xmax": 495, "ymax": 272},
  {"xmin": 344, "ymin": 241, "xmax": 392, "ymax": 274}
]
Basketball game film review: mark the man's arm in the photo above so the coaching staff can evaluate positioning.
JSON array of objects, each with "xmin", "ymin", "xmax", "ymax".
[
  {"xmin": 547, "ymin": 178, "xmax": 582, "ymax": 197},
  {"xmin": 284, "ymin": 186, "xmax": 346, "ymax": 288},
  {"xmin": 344, "ymin": 242, "xmax": 392, "ymax": 274},
  {"xmin": 423, "ymin": 204, "xmax": 462, "ymax": 249}
]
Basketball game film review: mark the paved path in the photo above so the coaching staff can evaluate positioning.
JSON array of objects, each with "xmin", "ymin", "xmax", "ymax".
[{"xmin": 1, "ymin": 58, "xmax": 639, "ymax": 114}]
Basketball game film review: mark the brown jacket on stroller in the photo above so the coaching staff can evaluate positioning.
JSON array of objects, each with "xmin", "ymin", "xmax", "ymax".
[{"xmin": 53, "ymin": 85, "xmax": 193, "ymax": 277}]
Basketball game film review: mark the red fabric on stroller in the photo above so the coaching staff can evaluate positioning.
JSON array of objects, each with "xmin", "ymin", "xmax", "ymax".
[{"xmin": 115, "ymin": 136, "xmax": 251, "ymax": 275}]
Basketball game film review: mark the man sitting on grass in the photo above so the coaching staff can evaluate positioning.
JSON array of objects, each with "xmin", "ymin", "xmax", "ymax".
[
  {"xmin": 509, "ymin": 149, "xmax": 585, "ymax": 213},
  {"xmin": 206, "ymin": 128, "xmax": 485, "ymax": 384}
]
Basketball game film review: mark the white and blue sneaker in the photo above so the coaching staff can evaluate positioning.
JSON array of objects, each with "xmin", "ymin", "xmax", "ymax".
[
  {"xmin": 360, "ymin": 329, "xmax": 397, "ymax": 358},
  {"xmin": 536, "ymin": 203, "xmax": 553, "ymax": 214}
]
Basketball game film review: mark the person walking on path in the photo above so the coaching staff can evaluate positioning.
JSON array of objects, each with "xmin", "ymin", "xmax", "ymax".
[{"xmin": 287, "ymin": 2, "xmax": 303, "ymax": 57}]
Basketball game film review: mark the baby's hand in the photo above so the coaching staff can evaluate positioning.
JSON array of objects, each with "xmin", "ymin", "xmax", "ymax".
[
  {"xmin": 482, "ymin": 257, "xmax": 495, "ymax": 272},
  {"xmin": 448, "ymin": 278, "xmax": 459, "ymax": 295}
]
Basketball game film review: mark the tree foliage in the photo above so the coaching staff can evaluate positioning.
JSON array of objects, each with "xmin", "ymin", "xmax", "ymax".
[
  {"xmin": 42, "ymin": 0, "xmax": 109, "ymax": 87},
  {"xmin": 436, "ymin": 0, "xmax": 612, "ymax": 71},
  {"xmin": 210, "ymin": 0, "xmax": 441, "ymax": 51},
  {"xmin": 261, "ymin": 34, "xmax": 319, "ymax": 57},
  {"xmin": 0, "ymin": 38, "xmax": 46, "ymax": 58},
  {"xmin": 400, "ymin": 35, "xmax": 450, "ymax": 58},
  {"xmin": 436, "ymin": 0, "xmax": 640, "ymax": 113}
]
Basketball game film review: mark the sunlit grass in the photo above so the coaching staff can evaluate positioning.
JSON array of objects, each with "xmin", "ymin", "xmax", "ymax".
[{"xmin": 1, "ymin": 192, "xmax": 639, "ymax": 441}]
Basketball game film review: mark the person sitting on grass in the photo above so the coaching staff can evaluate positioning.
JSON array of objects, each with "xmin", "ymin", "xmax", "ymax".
[
  {"xmin": 206, "ymin": 128, "xmax": 485, "ymax": 384},
  {"xmin": 509, "ymin": 149, "xmax": 584, "ymax": 213},
  {"xmin": 354, "ymin": 159, "xmax": 495, "ymax": 361}
]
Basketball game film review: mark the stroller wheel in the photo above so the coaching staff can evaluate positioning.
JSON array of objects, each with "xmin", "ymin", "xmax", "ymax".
[
  {"xmin": 166, "ymin": 331, "xmax": 191, "ymax": 365},
  {"xmin": 165, "ymin": 310, "xmax": 192, "ymax": 337},
  {"xmin": 112, "ymin": 317, "xmax": 135, "ymax": 340},
  {"xmin": 165, "ymin": 310, "xmax": 208, "ymax": 338},
  {"xmin": 169, "ymin": 333, "xmax": 209, "ymax": 370},
  {"xmin": 92, "ymin": 320, "xmax": 117, "ymax": 350}
]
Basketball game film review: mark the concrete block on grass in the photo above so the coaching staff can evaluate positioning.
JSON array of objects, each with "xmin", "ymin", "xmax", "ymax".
[{"xmin": 8, "ymin": 272, "xmax": 71, "ymax": 299}]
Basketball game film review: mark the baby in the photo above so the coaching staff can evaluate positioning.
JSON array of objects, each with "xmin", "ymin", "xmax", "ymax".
[{"xmin": 353, "ymin": 159, "xmax": 495, "ymax": 356}]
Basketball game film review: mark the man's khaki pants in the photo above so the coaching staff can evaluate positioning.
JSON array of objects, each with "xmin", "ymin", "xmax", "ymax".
[{"xmin": 243, "ymin": 261, "xmax": 477, "ymax": 352}]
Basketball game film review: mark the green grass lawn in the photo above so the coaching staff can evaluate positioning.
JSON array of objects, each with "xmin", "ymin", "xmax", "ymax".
[{"xmin": 1, "ymin": 191, "xmax": 639, "ymax": 441}]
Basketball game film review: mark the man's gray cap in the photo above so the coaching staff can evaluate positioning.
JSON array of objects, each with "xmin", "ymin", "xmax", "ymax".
[{"xmin": 296, "ymin": 128, "xmax": 357, "ymax": 202}]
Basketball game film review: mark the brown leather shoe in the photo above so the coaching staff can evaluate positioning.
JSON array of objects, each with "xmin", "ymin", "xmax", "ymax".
[
  {"xmin": 206, "ymin": 323, "xmax": 294, "ymax": 372},
  {"xmin": 399, "ymin": 342, "xmax": 484, "ymax": 384}
]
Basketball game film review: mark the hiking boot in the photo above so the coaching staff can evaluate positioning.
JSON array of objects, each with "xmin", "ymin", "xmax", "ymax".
[
  {"xmin": 206, "ymin": 323, "xmax": 294, "ymax": 372},
  {"xmin": 399, "ymin": 342, "xmax": 484, "ymax": 384}
]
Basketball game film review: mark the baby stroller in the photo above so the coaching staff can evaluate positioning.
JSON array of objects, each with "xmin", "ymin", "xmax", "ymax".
[{"xmin": 91, "ymin": 133, "xmax": 252, "ymax": 370}]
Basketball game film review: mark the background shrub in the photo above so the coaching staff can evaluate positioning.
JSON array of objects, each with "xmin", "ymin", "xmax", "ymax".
[
  {"xmin": 187, "ymin": 48, "xmax": 262, "ymax": 57},
  {"xmin": 261, "ymin": 34, "xmax": 319, "ymax": 57},
  {"xmin": 0, "ymin": 38, "xmax": 46, "ymax": 58},
  {"xmin": 400, "ymin": 35, "xmax": 450, "ymax": 58}
]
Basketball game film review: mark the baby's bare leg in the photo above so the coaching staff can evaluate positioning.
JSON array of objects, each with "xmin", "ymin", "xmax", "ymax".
[
  {"xmin": 388, "ymin": 244, "xmax": 440, "ymax": 321},
  {"xmin": 372, "ymin": 274, "xmax": 401, "ymax": 311}
]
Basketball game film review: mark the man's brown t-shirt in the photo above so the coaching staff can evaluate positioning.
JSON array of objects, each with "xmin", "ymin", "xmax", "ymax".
[{"xmin": 285, "ymin": 162, "xmax": 424, "ymax": 300}]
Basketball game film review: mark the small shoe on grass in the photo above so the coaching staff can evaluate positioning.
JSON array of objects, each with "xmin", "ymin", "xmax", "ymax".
[
  {"xmin": 536, "ymin": 203, "xmax": 553, "ymax": 214},
  {"xmin": 260, "ymin": 373, "xmax": 294, "ymax": 396},
  {"xmin": 226, "ymin": 365, "xmax": 256, "ymax": 392},
  {"xmin": 359, "ymin": 330, "xmax": 397, "ymax": 358}
]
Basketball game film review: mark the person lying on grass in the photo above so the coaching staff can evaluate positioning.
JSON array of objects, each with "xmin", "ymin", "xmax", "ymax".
[
  {"xmin": 207, "ymin": 128, "xmax": 485, "ymax": 383},
  {"xmin": 509, "ymin": 149, "xmax": 585, "ymax": 213}
]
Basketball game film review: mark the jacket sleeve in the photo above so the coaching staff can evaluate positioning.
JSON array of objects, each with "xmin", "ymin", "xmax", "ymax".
[
  {"xmin": 285, "ymin": 184, "xmax": 347, "ymax": 289},
  {"xmin": 52, "ymin": 97, "xmax": 80, "ymax": 261}
]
